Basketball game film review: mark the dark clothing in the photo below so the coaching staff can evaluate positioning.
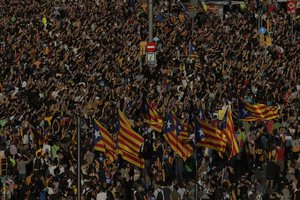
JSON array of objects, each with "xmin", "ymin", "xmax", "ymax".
[
  {"xmin": 135, "ymin": 191, "xmax": 147, "ymax": 200},
  {"xmin": 266, "ymin": 161, "xmax": 279, "ymax": 180}
]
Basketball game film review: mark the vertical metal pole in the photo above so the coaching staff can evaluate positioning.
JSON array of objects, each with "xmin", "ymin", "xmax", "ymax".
[
  {"xmin": 292, "ymin": 17, "xmax": 294, "ymax": 41},
  {"xmin": 3, "ymin": 177, "xmax": 5, "ymax": 200},
  {"xmin": 194, "ymin": 145, "xmax": 198, "ymax": 200},
  {"xmin": 148, "ymin": 0, "xmax": 153, "ymax": 42},
  {"xmin": 77, "ymin": 116, "xmax": 81, "ymax": 200}
]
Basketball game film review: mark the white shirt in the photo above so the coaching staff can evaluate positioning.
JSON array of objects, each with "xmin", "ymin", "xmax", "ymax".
[
  {"xmin": 96, "ymin": 192, "xmax": 107, "ymax": 200},
  {"xmin": 46, "ymin": 187, "xmax": 54, "ymax": 195},
  {"xmin": 154, "ymin": 188, "xmax": 164, "ymax": 199},
  {"xmin": 177, "ymin": 188, "xmax": 186, "ymax": 200},
  {"xmin": 42, "ymin": 144, "xmax": 51, "ymax": 154},
  {"xmin": 48, "ymin": 165, "xmax": 56, "ymax": 176},
  {"xmin": 22, "ymin": 134, "xmax": 29, "ymax": 144}
]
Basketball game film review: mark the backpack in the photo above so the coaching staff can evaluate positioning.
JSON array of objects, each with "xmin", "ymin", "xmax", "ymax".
[
  {"xmin": 157, "ymin": 189, "xmax": 164, "ymax": 200},
  {"xmin": 34, "ymin": 158, "xmax": 43, "ymax": 170},
  {"xmin": 39, "ymin": 191, "xmax": 47, "ymax": 200},
  {"xmin": 107, "ymin": 190, "xmax": 114, "ymax": 200}
]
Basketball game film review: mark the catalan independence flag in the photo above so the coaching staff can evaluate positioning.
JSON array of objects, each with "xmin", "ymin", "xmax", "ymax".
[
  {"xmin": 93, "ymin": 123, "xmax": 106, "ymax": 153},
  {"xmin": 117, "ymin": 110, "xmax": 144, "ymax": 155},
  {"xmin": 119, "ymin": 148, "xmax": 145, "ymax": 169},
  {"xmin": 221, "ymin": 106, "xmax": 239, "ymax": 158},
  {"xmin": 163, "ymin": 112, "xmax": 193, "ymax": 161},
  {"xmin": 188, "ymin": 100, "xmax": 205, "ymax": 129},
  {"xmin": 238, "ymin": 99, "xmax": 279, "ymax": 121},
  {"xmin": 141, "ymin": 96, "xmax": 163, "ymax": 132},
  {"xmin": 171, "ymin": 112, "xmax": 189, "ymax": 141},
  {"xmin": 196, "ymin": 118, "xmax": 226, "ymax": 153},
  {"xmin": 94, "ymin": 119, "xmax": 117, "ymax": 162}
]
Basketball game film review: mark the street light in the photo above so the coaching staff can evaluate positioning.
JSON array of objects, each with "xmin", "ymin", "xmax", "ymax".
[{"xmin": 148, "ymin": 0, "xmax": 153, "ymax": 42}]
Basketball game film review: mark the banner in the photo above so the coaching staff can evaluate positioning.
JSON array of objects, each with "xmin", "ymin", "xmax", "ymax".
[{"xmin": 287, "ymin": 0, "xmax": 297, "ymax": 15}]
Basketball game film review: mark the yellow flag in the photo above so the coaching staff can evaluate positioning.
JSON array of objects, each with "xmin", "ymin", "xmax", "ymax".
[
  {"xmin": 218, "ymin": 109, "xmax": 226, "ymax": 120},
  {"xmin": 44, "ymin": 115, "xmax": 53, "ymax": 126},
  {"xmin": 42, "ymin": 16, "xmax": 47, "ymax": 26}
]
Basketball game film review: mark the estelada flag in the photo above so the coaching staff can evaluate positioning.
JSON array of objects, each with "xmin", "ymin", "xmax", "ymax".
[
  {"xmin": 119, "ymin": 148, "xmax": 145, "ymax": 169},
  {"xmin": 163, "ymin": 112, "xmax": 193, "ymax": 161},
  {"xmin": 141, "ymin": 96, "xmax": 163, "ymax": 132},
  {"xmin": 117, "ymin": 110, "xmax": 144, "ymax": 154}
]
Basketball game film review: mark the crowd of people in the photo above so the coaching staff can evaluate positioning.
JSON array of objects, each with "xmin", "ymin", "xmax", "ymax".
[{"xmin": 0, "ymin": 0, "xmax": 300, "ymax": 199}]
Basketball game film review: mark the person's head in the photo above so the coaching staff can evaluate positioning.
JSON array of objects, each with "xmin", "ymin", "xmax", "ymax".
[
  {"xmin": 173, "ymin": 185, "xmax": 178, "ymax": 191},
  {"xmin": 36, "ymin": 152, "xmax": 42, "ymax": 158}
]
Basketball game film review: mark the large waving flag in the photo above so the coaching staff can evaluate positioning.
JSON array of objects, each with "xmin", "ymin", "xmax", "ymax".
[
  {"xmin": 171, "ymin": 112, "xmax": 189, "ymax": 141},
  {"xmin": 195, "ymin": 118, "xmax": 226, "ymax": 153},
  {"xmin": 163, "ymin": 112, "xmax": 193, "ymax": 161},
  {"xmin": 119, "ymin": 149, "xmax": 145, "ymax": 169},
  {"xmin": 141, "ymin": 96, "xmax": 163, "ymax": 132},
  {"xmin": 117, "ymin": 110, "xmax": 144, "ymax": 153},
  {"xmin": 94, "ymin": 119, "xmax": 117, "ymax": 162},
  {"xmin": 221, "ymin": 106, "xmax": 239, "ymax": 158},
  {"xmin": 93, "ymin": 123, "xmax": 106, "ymax": 153},
  {"xmin": 188, "ymin": 100, "xmax": 205, "ymax": 129},
  {"xmin": 238, "ymin": 99, "xmax": 279, "ymax": 121},
  {"xmin": 116, "ymin": 110, "xmax": 144, "ymax": 168}
]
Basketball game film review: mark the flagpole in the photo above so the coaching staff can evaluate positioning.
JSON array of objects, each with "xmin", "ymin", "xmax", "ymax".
[
  {"xmin": 194, "ymin": 143, "xmax": 198, "ymax": 200},
  {"xmin": 148, "ymin": 0, "xmax": 153, "ymax": 42},
  {"xmin": 77, "ymin": 116, "xmax": 81, "ymax": 200},
  {"xmin": 292, "ymin": 16, "xmax": 295, "ymax": 41},
  {"xmin": 2, "ymin": 176, "xmax": 5, "ymax": 200}
]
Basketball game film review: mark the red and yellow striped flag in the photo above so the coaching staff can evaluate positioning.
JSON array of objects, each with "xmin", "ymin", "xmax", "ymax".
[
  {"xmin": 119, "ymin": 148, "xmax": 145, "ymax": 169},
  {"xmin": 170, "ymin": 112, "xmax": 189, "ymax": 141},
  {"xmin": 117, "ymin": 110, "xmax": 144, "ymax": 154},
  {"xmin": 141, "ymin": 97, "xmax": 164, "ymax": 132},
  {"xmin": 178, "ymin": 121, "xmax": 190, "ymax": 141},
  {"xmin": 164, "ymin": 112, "xmax": 193, "ymax": 161},
  {"xmin": 197, "ymin": 119, "xmax": 226, "ymax": 153},
  {"xmin": 221, "ymin": 106, "xmax": 239, "ymax": 158},
  {"xmin": 94, "ymin": 119, "xmax": 117, "ymax": 162},
  {"xmin": 94, "ymin": 139, "xmax": 106, "ymax": 152},
  {"xmin": 238, "ymin": 99, "xmax": 279, "ymax": 121},
  {"xmin": 164, "ymin": 132, "xmax": 193, "ymax": 161}
]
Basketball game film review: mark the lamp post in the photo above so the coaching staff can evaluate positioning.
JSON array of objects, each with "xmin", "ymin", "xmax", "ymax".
[
  {"xmin": 148, "ymin": 0, "xmax": 153, "ymax": 42},
  {"xmin": 77, "ymin": 116, "xmax": 81, "ymax": 200}
]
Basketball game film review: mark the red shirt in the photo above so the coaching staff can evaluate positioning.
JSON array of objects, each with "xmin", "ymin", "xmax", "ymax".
[
  {"xmin": 277, "ymin": 147, "xmax": 285, "ymax": 161},
  {"xmin": 269, "ymin": 4, "xmax": 275, "ymax": 13},
  {"xmin": 244, "ymin": 79, "xmax": 249, "ymax": 88},
  {"xmin": 266, "ymin": 120, "xmax": 274, "ymax": 135}
]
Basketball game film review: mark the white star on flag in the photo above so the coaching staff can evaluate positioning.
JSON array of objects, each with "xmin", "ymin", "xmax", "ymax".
[
  {"xmin": 178, "ymin": 124, "xmax": 182, "ymax": 131},
  {"xmin": 242, "ymin": 108, "xmax": 249, "ymax": 116},
  {"xmin": 167, "ymin": 120, "xmax": 172, "ymax": 129},
  {"xmin": 94, "ymin": 130, "xmax": 101, "ymax": 139},
  {"xmin": 199, "ymin": 129, "xmax": 205, "ymax": 138}
]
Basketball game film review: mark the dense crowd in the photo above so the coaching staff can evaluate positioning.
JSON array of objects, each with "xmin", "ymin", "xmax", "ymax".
[{"xmin": 0, "ymin": 0, "xmax": 300, "ymax": 199}]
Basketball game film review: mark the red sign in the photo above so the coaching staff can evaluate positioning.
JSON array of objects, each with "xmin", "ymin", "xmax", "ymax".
[
  {"xmin": 146, "ymin": 42, "xmax": 156, "ymax": 52},
  {"xmin": 287, "ymin": 0, "xmax": 296, "ymax": 15}
]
